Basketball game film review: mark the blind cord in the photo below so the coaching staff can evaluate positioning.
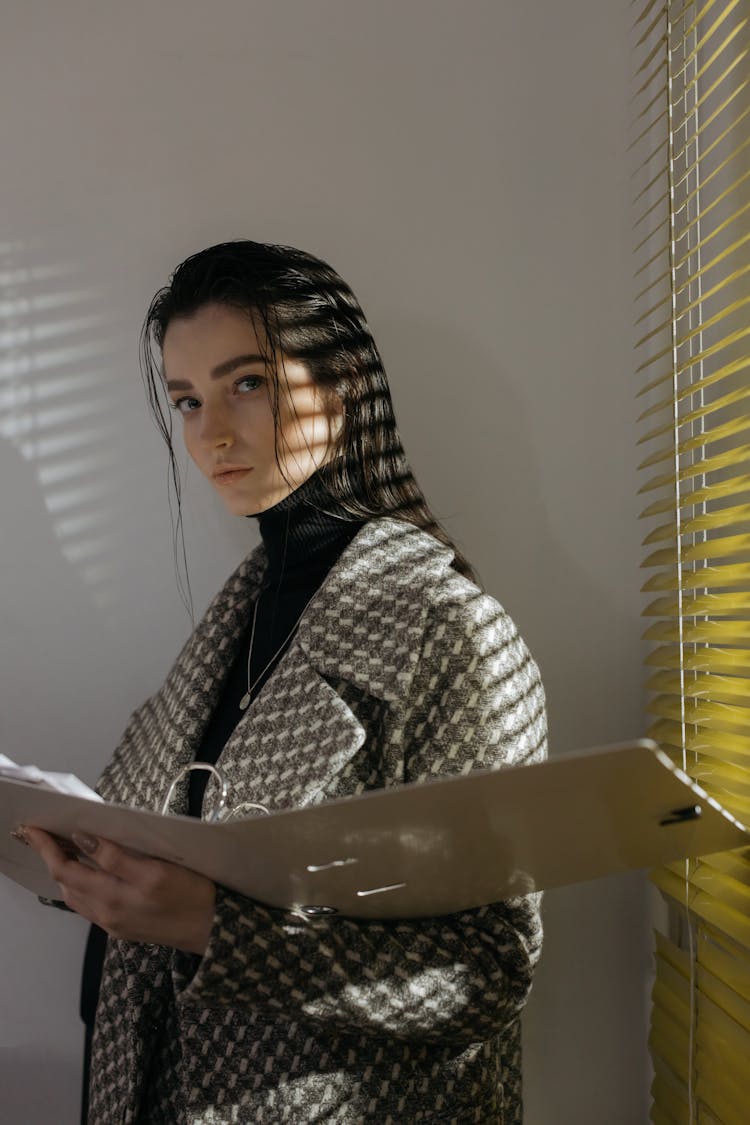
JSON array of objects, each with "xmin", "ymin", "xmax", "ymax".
[{"xmin": 666, "ymin": 4, "xmax": 697, "ymax": 1119}]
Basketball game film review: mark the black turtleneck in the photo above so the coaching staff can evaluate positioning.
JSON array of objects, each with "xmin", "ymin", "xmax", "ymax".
[{"xmin": 187, "ymin": 464, "xmax": 367, "ymax": 817}]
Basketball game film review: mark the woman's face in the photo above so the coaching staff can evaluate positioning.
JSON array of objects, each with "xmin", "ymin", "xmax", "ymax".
[{"xmin": 162, "ymin": 303, "xmax": 342, "ymax": 516}]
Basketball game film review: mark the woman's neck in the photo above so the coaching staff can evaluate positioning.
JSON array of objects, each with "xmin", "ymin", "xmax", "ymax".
[{"xmin": 254, "ymin": 462, "xmax": 366, "ymax": 581}]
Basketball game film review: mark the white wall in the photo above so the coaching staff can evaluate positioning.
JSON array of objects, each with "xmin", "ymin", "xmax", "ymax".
[{"xmin": 0, "ymin": 2, "xmax": 649, "ymax": 1121}]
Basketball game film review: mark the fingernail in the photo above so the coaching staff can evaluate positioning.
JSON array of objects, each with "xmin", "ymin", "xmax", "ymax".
[
  {"xmin": 10, "ymin": 827, "xmax": 30, "ymax": 847},
  {"xmin": 71, "ymin": 832, "xmax": 98, "ymax": 855}
]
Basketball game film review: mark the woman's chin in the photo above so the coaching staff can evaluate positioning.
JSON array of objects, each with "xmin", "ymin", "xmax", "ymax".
[
  {"xmin": 215, "ymin": 468, "xmax": 319, "ymax": 517},
  {"xmin": 222, "ymin": 488, "xmax": 288, "ymax": 518}
]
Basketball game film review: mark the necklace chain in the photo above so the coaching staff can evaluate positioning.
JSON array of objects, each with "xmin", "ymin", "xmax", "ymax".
[
  {"xmin": 238, "ymin": 586, "xmax": 316, "ymax": 711},
  {"xmin": 239, "ymin": 498, "xmax": 346, "ymax": 712}
]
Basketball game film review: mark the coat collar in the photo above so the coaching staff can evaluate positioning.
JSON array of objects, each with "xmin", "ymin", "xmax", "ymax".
[
  {"xmin": 228, "ymin": 515, "xmax": 456, "ymax": 704},
  {"xmin": 167, "ymin": 516, "xmax": 457, "ymax": 777}
]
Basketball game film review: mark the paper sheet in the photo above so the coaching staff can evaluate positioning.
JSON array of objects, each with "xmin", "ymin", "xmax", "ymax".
[{"xmin": 0, "ymin": 754, "xmax": 103, "ymax": 803}]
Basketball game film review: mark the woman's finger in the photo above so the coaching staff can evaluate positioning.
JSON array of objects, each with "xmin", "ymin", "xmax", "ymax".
[
  {"xmin": 23, "ymin": 826, "xmax": 78, "ymax": 883},
  {"xmin": 71, "ymin": 833, "xmax": 151, "ymax": 885}
]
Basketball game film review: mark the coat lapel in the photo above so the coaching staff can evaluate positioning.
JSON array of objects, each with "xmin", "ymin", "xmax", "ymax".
[{"xmin": 201, "ymin": 643, "xmax": 368, "ymax": 815}]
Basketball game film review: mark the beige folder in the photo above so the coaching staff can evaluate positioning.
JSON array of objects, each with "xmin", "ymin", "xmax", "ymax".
[{"xmin": 1, "ymin": 739, "xmax": 747, "ymax": 919}]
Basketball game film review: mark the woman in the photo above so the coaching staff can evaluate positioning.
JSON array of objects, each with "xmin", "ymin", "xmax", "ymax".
[{"xmin": 25, "ymin": 240, "xmax": 547, "ymax": 1124}]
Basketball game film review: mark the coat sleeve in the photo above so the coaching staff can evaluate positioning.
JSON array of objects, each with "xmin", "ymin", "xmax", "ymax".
[{"xmin": 174, "ymin": 589, "xmax": 548, "ymax": 1047}]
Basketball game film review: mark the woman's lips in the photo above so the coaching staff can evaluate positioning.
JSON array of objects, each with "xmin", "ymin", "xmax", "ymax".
[{"xmin": 213, "ymin": 468, "xmax": 252, "ymax": 486}]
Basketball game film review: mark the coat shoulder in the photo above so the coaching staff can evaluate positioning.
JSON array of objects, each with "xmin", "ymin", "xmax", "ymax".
[{"xmin": 392, "ymin": 526, "xmax": 532, "ymax": 656}]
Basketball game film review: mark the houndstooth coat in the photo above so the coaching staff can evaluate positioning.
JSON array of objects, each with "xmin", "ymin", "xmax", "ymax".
[{"xmin": 90, "ymin": 516, "xmax": 547, "ymax": 1124}]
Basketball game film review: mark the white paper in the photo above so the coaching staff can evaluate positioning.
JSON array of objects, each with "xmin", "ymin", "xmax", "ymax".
[{"xmin": 0, "ymin": 754, "xmax": 103, "ymax": 802}]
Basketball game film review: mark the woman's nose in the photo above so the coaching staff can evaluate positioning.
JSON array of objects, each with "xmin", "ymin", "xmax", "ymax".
[{"xmin": 199, "ymin": 403, "xmax": 234, "ymax": 448}]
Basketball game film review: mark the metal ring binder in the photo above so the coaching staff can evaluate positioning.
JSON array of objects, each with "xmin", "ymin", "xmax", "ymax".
[{"xmin": 159, "ymin": 762, "xmax": 271, "ymax": 823}]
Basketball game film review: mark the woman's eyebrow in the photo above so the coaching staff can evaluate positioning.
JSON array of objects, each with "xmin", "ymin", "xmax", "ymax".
[
  {"xmin": 165, "ymin": 353, "xmax": 265, "ymax": 391},
  {"xmin": 211, "ymin": 353, "xmax": 265, "ymax": 378}
]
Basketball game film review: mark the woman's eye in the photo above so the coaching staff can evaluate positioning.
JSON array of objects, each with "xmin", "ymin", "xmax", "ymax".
[
  {"xmin": 235, "ymin": 375, "xmax": 263, "ymax": 394},
  {"xmin": 170, "ymin": 397, "xmax": 200, "ymax": 414}
]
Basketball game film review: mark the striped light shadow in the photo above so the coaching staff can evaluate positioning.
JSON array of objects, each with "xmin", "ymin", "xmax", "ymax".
[{"xmin": 0, "ymin": 238, "xmax": 122, "ymax": 609}]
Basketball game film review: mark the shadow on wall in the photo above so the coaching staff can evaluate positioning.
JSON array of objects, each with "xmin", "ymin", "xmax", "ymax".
[
  {"xmin": 0, "ymin": 236, "xmax": 151, "ymax": 782},
  {"xmin": 0, "ymin": 236, "xmax": 121, "ymax": 610}
]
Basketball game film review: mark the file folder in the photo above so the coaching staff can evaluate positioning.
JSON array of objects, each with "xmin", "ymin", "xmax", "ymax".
[{"xmin": 1, "ymin": 739, "xmax": 747, "ymax": 918}]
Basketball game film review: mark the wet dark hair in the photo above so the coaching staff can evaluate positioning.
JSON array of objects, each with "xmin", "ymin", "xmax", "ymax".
[{"xmin": 140, "ymin": 239, "xmax": 478, "ymax": 607}]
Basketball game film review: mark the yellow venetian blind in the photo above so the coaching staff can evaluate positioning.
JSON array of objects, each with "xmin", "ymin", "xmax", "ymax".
[{"xmin": 632, "ymin": 0, "xmax": 750, "ymax": 1122}]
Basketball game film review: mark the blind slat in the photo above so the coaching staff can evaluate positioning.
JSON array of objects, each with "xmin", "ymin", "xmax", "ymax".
[
  {"xmin": 639, "ymin": 470, "xmax": 750, "ymax": 517},
  {"xmin": 670, "ymin": 67, "xmax": 750, "ymax": 170},
  {"xmin": 642, "ymin": 532, "xmax": 750, "ymax": 567},
  {"xmin": 637, "ymin": 374, "xmax": 750, "ymax": 444},
  {"xmin": 650, "ymin": 867, "xmax": 750, "ymax": 948},
  {"xmin": 646, "ymin": 717, "xmax": 750, "ymax": 765},
  {"xmin": 639, "ymin": 303, "xmax": 750, "ymax": 392},
  {"xmin": 637, "ymin": 437, "xmax": 750, "ymax": 494},
  {"xmin": 645, "ymin": 645, "xmax": 750, "ymax": 672},
  {"xmin": 637, "ymin": 407, "xmax": 750, "ymax": 469},
  {"xmin": 698, "ymin": 923, "xmax": 750, "ymax": 1003},
  {"xmin": 645, "ymin": 668, "xmax": 750, "ymax": 705},
  {"xmin": 642, "ymin": 562, "xmax": 750, "ymax": 590},
  {"xmin": 645, "ymin": 695, "xmax": 750, "ymax": 736},
  {"xmin": 671, "ymin": 39, "xmax": 750, "ymax": 140},
  {"xmin": 636, "ymin": 299, "xmax": 750, "ymax": 398},
  {"xmin": 642, "ymin": 619, "xmax": 750, "ymax": 643},
  {"xmin": 634, "ymin": 298, "xmax": 750, "ymax": 373},
  {"xmin": 642, "ymin": 589, "xmax": 750, "ymax": 615},
  {"xmin": 671, "ymin": 0, "xmax": 743, "ymax": 83},
  {"xmin": 672, "ymin": 95, "xmax": 750, "ymax": 194},
  {"xmin": 643, "ymin": 503, "xmax": 750, "ymax": 542}
]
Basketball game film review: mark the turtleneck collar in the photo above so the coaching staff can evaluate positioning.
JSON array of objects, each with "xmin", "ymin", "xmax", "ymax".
[{"xmin": 253, "ymin": 461, "xmax": 367, "ymax": 581}]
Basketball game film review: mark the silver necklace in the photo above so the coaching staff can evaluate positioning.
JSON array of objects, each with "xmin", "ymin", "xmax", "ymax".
[{"xmin": 238, "ymin": 586, "xmax": 317, "ymax": 711}]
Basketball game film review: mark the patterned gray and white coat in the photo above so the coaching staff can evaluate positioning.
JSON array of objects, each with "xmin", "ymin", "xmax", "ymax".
[{"xmin": 90, "ymin": 516, "xmax": 548, "ymax": 1125}]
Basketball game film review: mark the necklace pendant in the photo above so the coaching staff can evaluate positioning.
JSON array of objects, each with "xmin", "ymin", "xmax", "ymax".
[{"xmin": 239, "ymin": 692, "xmax": 251, "ymax": 711}]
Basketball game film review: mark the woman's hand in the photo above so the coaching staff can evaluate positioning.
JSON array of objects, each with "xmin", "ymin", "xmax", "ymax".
[{"xmin": 23, "ymin": 827, "xmax": 215, "ymax": 956}]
